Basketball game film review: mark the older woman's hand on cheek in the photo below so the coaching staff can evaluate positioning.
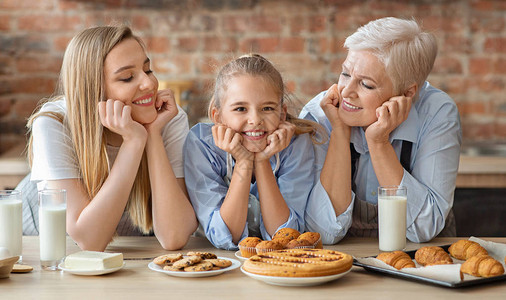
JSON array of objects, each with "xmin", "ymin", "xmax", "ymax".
[
  {"xmin": 365, "ymin": 96, "xmax": 412, "ymax": 144},
  {"xmin": 145, "ymin": 89, "xmax": 179, "ymax": 135},
  {"xmin": 255, "ymin": 121, "xmax": 295, "ymax": 162},
  {"xmin": 99, "ymin": 99, "xmax": 147, "ymax": 142},
  {"xmin": 212, "ymin": 124, "xmax": 253, "ymax": 162},
  {"xmin": 320, "ymin": 84, "xmax": 350, "ymax": 135}
]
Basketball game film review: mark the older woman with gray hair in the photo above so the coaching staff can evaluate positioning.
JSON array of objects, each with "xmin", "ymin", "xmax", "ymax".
[{"xmin": 300, "ymin": 17, "xmax": 462, "ymax": 244}]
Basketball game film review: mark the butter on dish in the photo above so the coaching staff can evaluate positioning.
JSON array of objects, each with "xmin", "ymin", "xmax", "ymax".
[{"xmin": 64, "ymin": 251, "xmax": 123, "ymax": 270}]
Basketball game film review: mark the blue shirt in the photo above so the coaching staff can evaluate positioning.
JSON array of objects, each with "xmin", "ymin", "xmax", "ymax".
[
  {"xmin": 300, "ymin": 81, "xmax": 462, "ymax": 243},
  {"xmin": 183, "ymin": 123, "xmax": 316, "ymax": 250}
]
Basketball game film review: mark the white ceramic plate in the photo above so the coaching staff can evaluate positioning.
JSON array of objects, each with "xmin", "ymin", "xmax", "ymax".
[
  {"xmin": 240, "ymin": 266, "xmax": 351, "ymax": 286},
  {"xmin": 234, "ymin": 250, "xmax": 247, "ymax": 261},
  {"xmin": 58, "ymin": 262, "xmax": 125, "ymax": 276},
  {"xmin": 148, "ymin": 257, "xmax": 241, "ymax": 278}
]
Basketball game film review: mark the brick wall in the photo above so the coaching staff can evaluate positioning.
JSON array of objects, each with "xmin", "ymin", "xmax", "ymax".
[{"xmin": 0, "ymin": 0, "xmax": 505, "ymax": 153}]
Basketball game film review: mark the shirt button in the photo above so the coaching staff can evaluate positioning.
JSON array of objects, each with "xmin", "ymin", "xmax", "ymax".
[{"xmin": 371, "ymin": 191, "xmax": 376, "ymax": 196}]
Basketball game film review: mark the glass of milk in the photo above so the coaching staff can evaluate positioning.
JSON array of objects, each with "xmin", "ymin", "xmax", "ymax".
[
  {"xmin": 38, "ymin": 189, "xmax": 66, "ymax": 270},
  {"xmin": 378, "ymin": 186, "xmax": 407, "ymax": 252},
  {"xmin": 0, "ymin": 190, "xmax": 22, "ymax": 262}
]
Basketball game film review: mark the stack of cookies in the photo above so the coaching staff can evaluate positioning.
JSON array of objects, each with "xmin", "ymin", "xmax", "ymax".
[
  {"xmin": 153, "ymin": 251, "xmax": 232, "ymax": 272},
  {"xmin": 238, "ymin": 228, "xmax": 323, "ymax": 258}
]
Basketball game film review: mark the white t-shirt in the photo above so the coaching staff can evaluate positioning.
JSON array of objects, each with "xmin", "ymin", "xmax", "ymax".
[{"xmin": 31, "ymin": 99, "xmax": 189, "ymax": 185}]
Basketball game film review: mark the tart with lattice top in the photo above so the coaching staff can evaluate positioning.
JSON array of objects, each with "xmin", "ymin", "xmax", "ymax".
[{"xmin": 242, "ymin": 248, "xmax": 352, "ymax": 277}]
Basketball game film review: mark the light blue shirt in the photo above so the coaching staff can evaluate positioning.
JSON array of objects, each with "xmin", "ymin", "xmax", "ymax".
[
  {"xmin": 183, "ymin": 123, "xmax": 316, "ymax": 250},
  {"xmin": 300, "ymin": 81, "xmax": 462, "ymax": 244}
]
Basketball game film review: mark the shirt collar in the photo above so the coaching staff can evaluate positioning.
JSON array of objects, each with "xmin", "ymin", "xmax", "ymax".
[{"xmin": 390, "ymin": 104, "xmax": 419, "ymax": 143}]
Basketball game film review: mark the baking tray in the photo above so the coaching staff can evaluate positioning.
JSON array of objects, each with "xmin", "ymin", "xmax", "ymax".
[{"xmin": 353, "ymin": 244, "xmax": 506, "ymax": 288}]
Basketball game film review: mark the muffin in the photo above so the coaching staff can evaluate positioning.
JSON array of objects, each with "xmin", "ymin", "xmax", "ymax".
[
  {"xmin": 238, "ymin": 237, "xmax": 262, "ymax": 258},
  {"xmin": 255, "ymin": 240, "xmax": 283, "ymax": 255},
  {"xmin": 298, "ymin": 232, "xmax": 322, "ymax": 249},
  {"xmin": 286, "ymin": 239, "xmax": 313, "ymax": 249},
  {"xmin": 272, "ymin": 237, "xmax": 292, "ymax": 248},
  {"xmin": 272, "ymin": 228, "xmax": 300, "ymax": 241}
]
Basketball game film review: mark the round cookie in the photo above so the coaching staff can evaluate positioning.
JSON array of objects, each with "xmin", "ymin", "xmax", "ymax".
[
  {"xmin": 272, "ymin": 228, "xmax": 300, "ymax": 241},
  {"xmin": 256, "ymin": 240, "xmax": 283, "ymax": 255},
  {"xmin": 172, "ymin": 255, "xmax": 202, "ymax": 269},
  {"xmin": 163, "ymin": 265, "xmax": 183, "ymax": 272},
  {"xmin": 11, "ymin": 264, "xmax": 33, "ymax": 273},
  {"xmin": 298, "ymin": 232, "xmax": 322, "ymax": 249},
  {"xmin": 206, "ymin": 258, "xmax": 232, "ymax": 268},
  {"xmin": 153, "ymin": 253, "xmax": 183, "ymax": 266},
  {"xmin": 186, "ymin": 251, "xmax": 217, "ymax": 259},
  {"xmin": 239, "ymin": 237, "xmax": 262, "ymax": 258},
  {"xmin": 183, "ymin": 260, "xmax": 214, "ymax": 272}
]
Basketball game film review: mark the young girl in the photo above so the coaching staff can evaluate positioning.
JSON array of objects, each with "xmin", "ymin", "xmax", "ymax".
[
  {"xmin": 184, "ymin": 54, "xmax": 323, "ymax": 250},
  {"xmin": 21, "ymin": 25, "xmax": 198, "ymax": 251}
]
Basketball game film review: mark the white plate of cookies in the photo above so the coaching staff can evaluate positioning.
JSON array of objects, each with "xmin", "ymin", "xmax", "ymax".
[{"xmin": 149, "ymin": 251, "xmax": 241, "ymax": 278}]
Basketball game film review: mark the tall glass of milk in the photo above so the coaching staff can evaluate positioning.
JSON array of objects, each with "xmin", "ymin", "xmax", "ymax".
[
  {"xmin": 0, "ymin": 190, "xmax": 22, "ymax": 262},
  {"xmin": 38, "ymin": 189, "xmax": 66, "ymax": 270},
  {"xmin": 378, "ymin": 186, "xmax": 407, "ymax": 252}
]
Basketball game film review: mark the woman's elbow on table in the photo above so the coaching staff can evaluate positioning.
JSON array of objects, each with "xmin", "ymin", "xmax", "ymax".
[
  {"xmin": 157, "ymin": 233, "xmax": 191, "ymax": 251},
  {"xmin": 68, "ymin": 230, "xmax": 109, "ymax": 252},
  {"xmin": 156, "ymin": 222, "xmax": 197, "ymax": 250}
]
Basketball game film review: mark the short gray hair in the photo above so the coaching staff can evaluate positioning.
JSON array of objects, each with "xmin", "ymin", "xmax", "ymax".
[{"xmin": 344, "ymin": 17, "xmax": 437, "ymax": 97}]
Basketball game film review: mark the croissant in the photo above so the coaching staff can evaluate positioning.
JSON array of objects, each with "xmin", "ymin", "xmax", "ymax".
[
  {"xmin": 376, "ymin": 251, "xmax": 415, "ymax": 270},
  {"xmin": 461, "ymin": 255, "xmax": 505, "ymax": 277},
  {"xmin": 415, "ymin": 246, "xmax": 453, "ymax": 266},
  {"xmin": 448, "ymin": 240, "xmax": 488, "ymax": 260}
]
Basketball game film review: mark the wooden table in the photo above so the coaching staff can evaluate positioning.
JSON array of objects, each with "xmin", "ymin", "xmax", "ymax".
[{"xmin": 2, "ymin": 236, "xmax": 505, "ymax": 299}]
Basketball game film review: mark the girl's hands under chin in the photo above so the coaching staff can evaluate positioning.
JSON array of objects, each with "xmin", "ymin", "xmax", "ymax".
[
  {"xmin": 98, "ymin": 99, "xmax": 147, "ymax": 142},
  {"xmin": 212, "ymin": 123, "xmax": 253, "ymax": 162},
  {"xmin": 145, "ymin": 89, "xmax": 179, "ymax": 134},
  {"xmin": 255, "ymin": 121, "xmax": 295, "ymax": 162},
  {"xmin": 365, "ymin": 95, "xmax": 412, "ymax": 144}
]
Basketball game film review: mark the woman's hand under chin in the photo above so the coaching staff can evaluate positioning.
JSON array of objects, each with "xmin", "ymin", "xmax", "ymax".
[
  {"xmin": 365, "ymin": 95, "xmax": 412, "ymax": 145},
  {"xmin": 320, "ymin": 84, "xmax": 350, "ymax": 136},
  {"xmin": 98, "ymin": 99, "xmax": 147, "ymax": 143},
  {"xmin": 255, "ymin": 121, "xmax": 295, "ymax": 162},
  {"xmin": 145, "ymin": 89, "xmax": 179, "ymax": 135}
]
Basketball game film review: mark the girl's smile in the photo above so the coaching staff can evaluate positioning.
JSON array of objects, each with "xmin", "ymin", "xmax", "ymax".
[{"xmin": 243, "ymin": 130, "xmax": 267, "ymax": 140}]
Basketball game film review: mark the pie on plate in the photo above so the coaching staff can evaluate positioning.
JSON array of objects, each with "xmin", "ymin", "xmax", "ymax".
[{"xmin": 242, "ymin": 248, "xmax": 353, "ymax": 277}]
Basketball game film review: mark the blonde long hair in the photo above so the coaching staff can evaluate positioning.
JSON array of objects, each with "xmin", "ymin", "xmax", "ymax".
[
  {"xmin": 26, "ymin": 26, "xmax": 152, "ymax": 234},
  {"xmin": 208, "ymin": 54, "xmax": 325, "ymax": 143}
]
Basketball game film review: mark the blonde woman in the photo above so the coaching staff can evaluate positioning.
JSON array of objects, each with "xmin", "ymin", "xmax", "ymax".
[{"xmin": 21, "ymin": 26, "xmax": 197, "ymax": 251}]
